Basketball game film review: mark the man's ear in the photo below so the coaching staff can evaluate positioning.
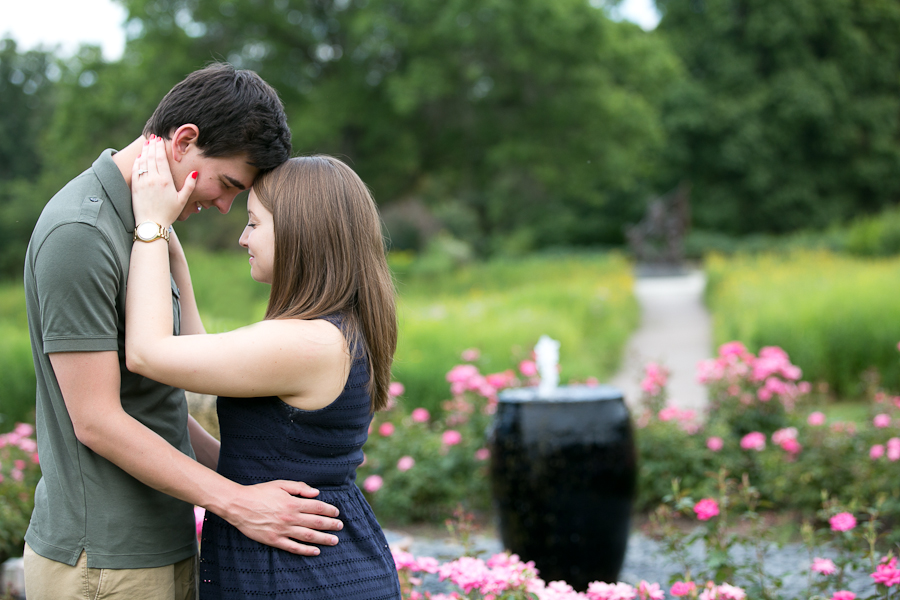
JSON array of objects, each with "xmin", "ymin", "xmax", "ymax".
[{"xmin": 170, "ymin": 124, "xmax": 200, "ymax": 163}]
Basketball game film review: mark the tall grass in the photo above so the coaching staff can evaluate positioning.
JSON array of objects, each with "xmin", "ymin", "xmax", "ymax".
[
  {"xmin": 706, "ymin": 250, "xmax": 900, "ymax": 398},
  {"xmin": 0, "ymin": 248, "xmax": 638, "ymax": 428}
]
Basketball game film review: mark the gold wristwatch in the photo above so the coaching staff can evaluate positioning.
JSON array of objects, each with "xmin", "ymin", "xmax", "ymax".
[{"xmin": 133, "ymin": 221, "xmax": 170, "ymax": 243}]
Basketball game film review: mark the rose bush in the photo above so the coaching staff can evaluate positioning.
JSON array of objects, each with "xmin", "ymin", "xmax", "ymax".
[
  {"xmin": 636, "ymin": 341, "xmax": 900, "ymax": 533},
  {"xmin": 0, "ymin": 422, "xmax": 40, "ymax": 562}
]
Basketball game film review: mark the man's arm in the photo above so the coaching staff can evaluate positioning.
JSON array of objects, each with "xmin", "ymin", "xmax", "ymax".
[{"xmin": 52, "ymin": 350, "xmax": 342, "ymax": 555}]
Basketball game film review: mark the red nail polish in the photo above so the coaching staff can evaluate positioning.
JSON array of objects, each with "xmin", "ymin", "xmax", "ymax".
[{"xmin": 191, "ymin": 171, "xmax": 199, "ymax": 179}]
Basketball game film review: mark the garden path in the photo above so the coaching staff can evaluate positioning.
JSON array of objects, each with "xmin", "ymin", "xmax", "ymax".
[{"xmin": 609, "ymin": 269, "xmax": 711, "ymax": 412}]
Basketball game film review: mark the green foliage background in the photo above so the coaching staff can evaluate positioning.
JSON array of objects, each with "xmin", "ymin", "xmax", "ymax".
[
  {"xmin": 0, "ymin": 249, "xmax": 636, "ymax": 431},
  {"xmin": 656, "ymin": 0, "xmax": 900, "ymax": 234}
]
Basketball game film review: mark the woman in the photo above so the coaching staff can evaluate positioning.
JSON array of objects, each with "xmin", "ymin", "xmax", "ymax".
[{"xmin": 126, "ymin": 137, "xmax": 401, "ymax": 599}]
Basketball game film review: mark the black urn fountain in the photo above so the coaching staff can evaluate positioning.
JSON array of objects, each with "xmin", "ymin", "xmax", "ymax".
[{"xmin": 487, "ymin": 343, "xmax": 637, "ymax": 590}]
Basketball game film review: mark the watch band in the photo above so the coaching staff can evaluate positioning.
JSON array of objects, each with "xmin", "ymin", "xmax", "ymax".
[{"xmin": 134, "ymin": 221, "xmax": 170, "ymax": 243}]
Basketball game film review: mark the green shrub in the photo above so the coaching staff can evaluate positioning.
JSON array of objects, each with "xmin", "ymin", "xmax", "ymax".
[{"xmin": 844, "ymin": 205, "xmax": 900, "ymax": 257}]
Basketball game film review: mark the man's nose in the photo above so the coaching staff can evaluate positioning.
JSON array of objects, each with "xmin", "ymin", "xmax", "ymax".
[{"xmin": 213, "ymin": 194, "xmax": 236, "ymax": 214}]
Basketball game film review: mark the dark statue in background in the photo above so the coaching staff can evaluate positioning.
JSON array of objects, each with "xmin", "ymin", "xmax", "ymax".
[{"xmin": 625, "ymin": 182, "xmax": 691, "ymax": 271}]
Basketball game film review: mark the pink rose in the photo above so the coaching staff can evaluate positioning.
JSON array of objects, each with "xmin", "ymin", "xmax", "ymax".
[
  {"xmin": 586, "ymin": 581, "xmax": 635, "ymax": 599},
  {"xmin": 14, "ymin": 423, "xmax": 34, "ymax": 438},
  {"xmin": 397, "ymin": 456, "xmax": 415, "ymax": 472},
  {"xmin": 771, "ymin": 427, "xmax": 797, "ymax": 445},
  {"xmin": 442, "ymin": 430, "xmax": 462, "ymax": 446},
  {"xmin": 638, "ymin": 581, "xmax": 665, "ymax": 600},
  {"xmin": 714, "ymin": 583, "xmax": 746, "ymax": 600},
  {"xmin": 740, "ymin": 432, "xmax": 766, "ymax": 451},
  {"xmin": 411, "ymin": 408, "xmax": 430, "ymax": 423},
  {"xmin": 658, "ymin": 407, "xmax": 680, "ymax": 422},
  {"xmin": 831, "ymin": 592, "xmax": 855, "ymax": 600},
  {"xmin": 706, "ymin": 436, "xmax": 724, "ymax": 452},
  {"xmin": 388, "ymin": 382, "xmax": 405, "ymax": 398},
  {"xmin": 874, "ymin": 414, "xmax": 891, "ymax": 428},
  {"xmin": 807, "ymin": 411, "xmax": 826, "ymax": 426},
  {"xmin": 392, "ymin": 549, "xmax": 416, "ymax": 570},
  {"xmin": 811, "ymin": 557, "xmax": 837, "ymax": 575},
  {"xmin": 779, "ymin": 438, "xmax": 802, "ymax": 455},
  {"xmin": 694, "ymin": 498, "xmax": 720, "ymax": 521},
  {"xmin": 461, "ymin": 348, "xmax": 480, "ymax": 362},
  {"xmin": 379, "ymin": 422, "xmax": 395, "ymax": 437},
  {"xmin": 670, "ymin": 581, "xmax": 697, "ymax": 597},
  {"xmin": 720, "ymin": 341, "xmax": 748, "ymax": 356},
  {"xmin": 519, "ymin": 360, "xmax": 538, "ymax": 377},
  {"xmin": 475, "ymin": 448, "xmax": 491, "ymax": 461},
  {"xmin": 871, "ymin": 445, "xmax": 885, "ymax": 459},
  {"xmin": 889, "ymin": 438, "xmax": 900, "ymax": 461},
  {"xmin": 446, "ymin": 364, "xmax": 479, "ymax": 384},
  {"xmin": 363, "ymin": 474, "xmax": 383, "ymax": 493},
  {"xmin": 194, "ymin": 506, "xmax": 206, "ymax": 539},
  {"xmin": 486, "ymin": 371, "xmax": 515, "ymax": 390},
  {"xmin": 871, "ymin": 557, "xmax": 900, "ymax": 587},
  {"xmin": 829, "ymin": 512, "xmax": 856, "ymax": 532},
  {"xmin": 14, "ymin": 459, "xmax": 26, "ymax": 471}
]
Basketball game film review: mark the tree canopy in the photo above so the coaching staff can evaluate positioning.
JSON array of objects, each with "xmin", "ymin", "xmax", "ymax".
[
  {"xmin": 3, "ymin": 0, "xmax": 900, "ymax": 277},
  {"xmin": 655, "ymin": 0, "xmax": 900, "ymax": 233}
]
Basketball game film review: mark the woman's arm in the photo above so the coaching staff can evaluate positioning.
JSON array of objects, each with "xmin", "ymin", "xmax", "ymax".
[
  {"xmin": 126, "ymin": 137, "xmax": 348, "ymax": 408},
  {"xmin": 169, "ymin": 229, "xmax": 205, "ymax": 336}
]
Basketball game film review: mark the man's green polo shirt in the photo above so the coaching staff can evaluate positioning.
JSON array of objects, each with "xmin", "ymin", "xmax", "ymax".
[{"xmin": 23, "ymin": 149, "xmax": 197, "ymax": 569}]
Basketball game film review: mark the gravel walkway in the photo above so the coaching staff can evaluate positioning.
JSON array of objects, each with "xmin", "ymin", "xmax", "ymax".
[
  {"xmin": 386, "ymin": 527, "xmax": 876, "ymax": 598},
  {"xmin": 610, "ymin": 269, "xmax": 711, "ymax": 413}
]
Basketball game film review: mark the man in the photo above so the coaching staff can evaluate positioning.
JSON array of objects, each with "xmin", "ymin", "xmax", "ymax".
[{"xmin": 23, "ymin": 63, "xmax": 343, "ymax": 600}]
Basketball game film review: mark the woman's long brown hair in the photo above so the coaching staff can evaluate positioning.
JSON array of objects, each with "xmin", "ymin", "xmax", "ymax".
[{"xmin": 253, "ymin": 156, "xmax": 397, "ymax": 412}]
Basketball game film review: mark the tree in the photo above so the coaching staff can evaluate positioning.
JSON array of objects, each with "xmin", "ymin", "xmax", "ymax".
[
  {"xmin": 110, "ymin": 0, "xmax": 682, "ymax": 251},
  {"xmin": 656, "ymin": 0, "xmax": 900, "ymax": 234},
  {"xmin": 0, "ymin": 40, "xmax": 68, "ymax": 275}
]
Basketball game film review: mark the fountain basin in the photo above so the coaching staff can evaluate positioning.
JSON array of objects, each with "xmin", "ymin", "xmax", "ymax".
[{"xmin": 488, "ymin": 384, "xmax": 637, "ymax": 590}]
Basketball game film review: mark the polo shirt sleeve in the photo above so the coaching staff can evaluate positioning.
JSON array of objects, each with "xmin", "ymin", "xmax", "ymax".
[{"xmin": 34, "ymin": 222, "xmax": 122, "ymax": 353}]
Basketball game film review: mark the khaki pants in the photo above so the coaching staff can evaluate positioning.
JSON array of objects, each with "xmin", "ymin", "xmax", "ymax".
[{"xmin": 23, "ymin": 543, "xmax": 197, "ymax": 600}]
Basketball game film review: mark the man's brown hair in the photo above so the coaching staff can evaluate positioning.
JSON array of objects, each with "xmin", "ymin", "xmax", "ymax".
[{"xmin": 144, "ymin": 63, "xmax": 291, "ymax": 172}]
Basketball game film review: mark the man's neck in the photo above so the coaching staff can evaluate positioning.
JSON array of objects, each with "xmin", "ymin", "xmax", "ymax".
[{"xmin": 111, "ymin": 136, "xmax": 148, "ymax": 191}]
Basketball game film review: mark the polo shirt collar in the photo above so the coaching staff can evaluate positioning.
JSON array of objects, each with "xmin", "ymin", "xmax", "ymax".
[{"xmin": 92, "ymin": 149, "xmax": 135, "ymax": 233}]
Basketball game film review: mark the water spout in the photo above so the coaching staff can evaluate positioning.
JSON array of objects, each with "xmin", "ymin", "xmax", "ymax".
[{"xmin": 534, "ymin": 335, "xmax": 560, "ymax": 398}]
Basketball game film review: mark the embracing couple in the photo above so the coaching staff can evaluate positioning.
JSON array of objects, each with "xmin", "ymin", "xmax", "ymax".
[{"xmin": 23, "ymin": 64, "xmax": 401, "ymax": 599}]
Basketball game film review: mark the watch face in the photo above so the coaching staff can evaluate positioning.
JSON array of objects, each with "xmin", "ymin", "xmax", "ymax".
[{"xmin": 137, "ymin": 222, "xmax": 159, "ymax": 241}]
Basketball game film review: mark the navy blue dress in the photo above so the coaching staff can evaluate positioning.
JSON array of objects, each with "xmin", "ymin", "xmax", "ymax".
[{"xmin": 199, "ymin": 317, "xmax": 401, "ymax": 599}]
